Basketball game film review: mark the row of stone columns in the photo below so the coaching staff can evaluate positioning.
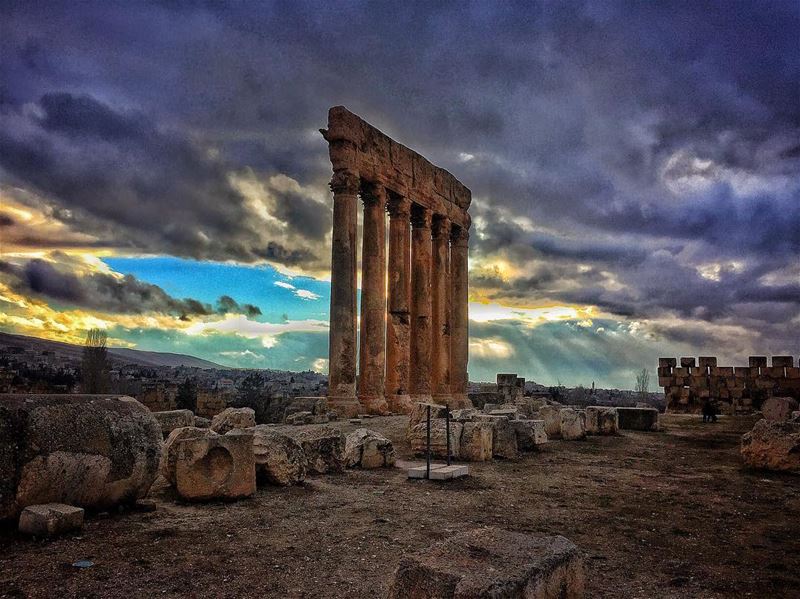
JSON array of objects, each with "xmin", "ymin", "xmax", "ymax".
[{"xmin": 327, "ymin": 170, "xmax": 470, "ymax": 417}]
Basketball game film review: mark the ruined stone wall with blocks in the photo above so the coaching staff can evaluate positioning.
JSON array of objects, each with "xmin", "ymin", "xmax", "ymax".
[{"xmin": 658, "ymin": 356, "xmax": 799, "ymax": 414}]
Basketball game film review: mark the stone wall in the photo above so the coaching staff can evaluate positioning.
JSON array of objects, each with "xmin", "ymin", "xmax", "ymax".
[
  {"xmin": 658, "ymin": 356, "xmax": 799, "ymax": 414},
  {"xmin": 195, "ymin": 390, "xmax": 230, "ymax": 419}
]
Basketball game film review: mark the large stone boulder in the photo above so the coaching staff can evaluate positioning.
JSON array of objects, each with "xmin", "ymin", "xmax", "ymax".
[
  {"xmin": 282, "ymin": 425, "xmax": 346, "ymax": 474},
  {"xmin": 246, "ymin": 425, "xmax": 306, "ymax": 485},
  {"xmin": 344, "ymin": 428, "xmax": 396, "ymax": 468},
  {"xmin": 585, "ymin": 407, "xmax": 619, "ymax": 435},
  {"xmin": 0, "ymin": 395, "xmax": 162, "ymax": 520},
  {"xmin": 617, "ymin": 407, "xmax": 659, "ymax": 431},
  {"xmin": 538, "ymin": 405, "xmax": 562, "ymax": 439},
  {"xmin": 458, "ymin": 421, "xmax": 494, "ymax": 462},
  {"xmin": 560, "ymin": 409, "xmax": 586, "ymax": 441},
  {"xmin": 388, "ymin": 527, "xmax": 585, "ymax": 598},
  {"xmin": 511, "ymin": 419, "xmax": 548, "ymax": 451},
  {"xmin": 152, "ymin": 409, "xmax": 195, "ymax": 437},
  {"xmin": 161, "ymin": 426, "xmax": 218, "ymax": 486},
  {"xmin": 410, "ymin": 420, "xmax": 463, "ymax": 460},
  {"xmin": 761, "ymin": 397, "xmax": 800, "ymax": 422},
  {"xmin": 174, "ymin": 430, "xmax": 256, "ymax": 501},
  {"xmin": 210, "ymin": 407, "xmax": 256, "ymax": 434},
  {"xmin": 475, "ymin": 414, "xmax": 518, "ymax": 459},
  {"xmin": 18, "ymin": 503, "xmax": 84, "ymax": 537},
  {"xmin": 741, "ymin": 420, "xmax": 800, "ymax": 473}
]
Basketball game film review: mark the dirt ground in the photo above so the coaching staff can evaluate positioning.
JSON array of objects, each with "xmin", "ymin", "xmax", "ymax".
[{"xmin": 2, "ymin": 414, "xmax": 799, "ymax": 598}]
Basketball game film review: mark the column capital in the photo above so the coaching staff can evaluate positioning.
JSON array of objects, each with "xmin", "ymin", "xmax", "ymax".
[
  {"xmin": 431, "ymin": 214, "xmax": 451, "ymax": 239},
  {"xmin": 410, "ymin": 204, "xmax": 431, "ymax": 229},
  {"xmin": 330, "ymin": 169, "xmax": 359, "ymax": 195},
  {"xmin": 360, "ymin": 179, "xmax": 388, "ymax": 208},
  {"xmin": 387, "ymin": 194, "xmax": 411, "ymax": 218},
  {"xmin": 450, "ymin": 225, "xmax": 469, "ymax": 247}
]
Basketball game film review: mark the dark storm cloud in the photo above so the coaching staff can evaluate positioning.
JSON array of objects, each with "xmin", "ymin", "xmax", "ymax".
[
  {"xmin": 1, "ymin": 0, "xmax": 798, "ymax": 349},
  {"xmin": 0, "ymin": 257, "xmax": 261, "ymax": 319}
]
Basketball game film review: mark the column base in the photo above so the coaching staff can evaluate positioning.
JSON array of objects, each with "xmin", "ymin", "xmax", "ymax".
[
  {"xmin": 327, "ymin": 396, "xmax": 363, "ymax": 419},
  {"xmin": 359, "ymin": 394, "xmax": 389, "ymax": 416},
  {"xmin": 447, "ymin": 393, "xmax": 473, "ymax": 409},
  {"xmin": 387, "ymin": 394, "xmax": 413, "ymax": 415}
]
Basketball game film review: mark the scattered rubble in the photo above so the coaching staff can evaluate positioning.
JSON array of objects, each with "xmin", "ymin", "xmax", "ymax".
[
  {"xmin": 210, "ymin": 407, "xmax": 256, "ymax": 434},
  {"xmin": 344, "ymin": 428, "xmax": 396, "ymax": 468},
  {"xmin": 152, "ymin": 409, "xmax": 195, "ymax": 437},
  {"xmin": 173, "ymin": 430, "xmax": 256, "ymax": 501},
  {"xmin": 741, "ymin": 419, "xmax": 800, "ymax": 473},
  {"xmin": 247, "ymin": 425, "xmax": 307, "ymax": 485}
]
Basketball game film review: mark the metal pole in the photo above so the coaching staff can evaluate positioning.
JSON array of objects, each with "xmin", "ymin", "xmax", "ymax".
[
  {"xmin": 445, "ymin": 406, "xmax": 451, "ymax": 466},
  {"xmin": 426, "ymin": 405, "xmax": 431, "ymax": 479}
]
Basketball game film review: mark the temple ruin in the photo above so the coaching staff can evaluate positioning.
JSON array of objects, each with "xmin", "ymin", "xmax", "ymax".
[{"xmin": 320, "ymin": 106, "xmax": 472, "ymax": 417}]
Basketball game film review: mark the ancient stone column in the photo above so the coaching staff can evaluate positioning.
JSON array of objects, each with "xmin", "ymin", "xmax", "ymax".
[
  {"xmin": 431, "ymin": 215, "xmax": 452, "ymax": 405},
  {"xmin": 357, "ymin": 181, "xmax": 388, "ymax": 414},
  {"xmin": 385, "ymin": 194, "xmax": 412, "ymax": 414},
  {"xmin": 409, "ymin": 204, "xmax": 433, "ymax": 403},
  {"xmin": 449, "ymin": 226, "xmax": 472, "ymax": 408},
  {"xmin": 327, "ymin": 169, "xmax": 362, "ymax": 417}
]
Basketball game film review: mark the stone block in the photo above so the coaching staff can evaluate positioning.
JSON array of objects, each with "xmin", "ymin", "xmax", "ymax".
[
  {"xmin": 657, "ymin": 366, "xmax": 672, "ymax": 377},
  {"xmin": 559, "ymin": 409, "xmax": 586, "ymax": 441},
  {"xmin": 756, "ymin": 377, "xmax": 776, "ymax": 390},
  {"xmin": 772, "ymin": 356, "xmax": 794, "ymax": 368},
  {"xmin": 680, "ymin": 357, "xmax": 696, "ymax": 367},
  {"xmin": 283, "ymin": 396, "xmax": 327, "ymax": 421},
  {"xmin": 741, "ymin": 420, "xmax": 800, "ymax": 473},
  {"xmin": 749, "ymin": 356, "xmax": 768, "ymax": 368},
  {"xmin": 18, "ymin": 503, "xmax": 84, "ymax": 536},
  {"xmin": 467, "ymin": 392, "xmax": 503, "ymax": 410},
  {"xmin": 152, "ymin": 409, "xmax": 195, "ymax": 437},
  {"xmin": 247, "ymin": 425, "xmax": 306, "ymax": 485},
  {"xmin": 538, "ymin": 405, "xmax": 563, "ymax": 439},
  {"xmin": 585, "ymin": 407, "xmax": 619, "ymax": 435},
  {"xmin": 459, "ymin": 421, "xmax": 494, "ymax": 461},
  {"xmin": 0, "ymin": 395, "xmax": 162, "ymax": 520},
  {"xmin": 282, "ymin": 425, "xmax": 346, "ymax": 474},
  {"xmin": 408, "ymin": 402, "xmax": 448, "ymax": 430},
  {"xmin": 388, "ymin": 527, "xmax": 585, "ymax": 599},
  {"xmin": 761, "ymin": 397, "xmax": 800, "ymax": 422},
  {"xmin": 475, "ymin": 414, "xmax": 518, "ymax": 459},
  {"xmin": 712, "ymin": 366, "xmax": 734, "ymax": 376},
  {"xmin": 511, "ymin": 419, "xmax": 548, "ymax": 450},
  {"xmin": 210, "ymin": 407, "xmax": 256, "ymax": 434},
  {"xmin": 174, "ymin": 431, "xmax": 256, "ymax": 501},
  {"xmin": 699, "ymin": 356, "xmax": 718, "ymax": 368},
  {"xmin": 194, "ymin": 416, "xmax": 211, "ymax": 428},
  {"xmin": 161, "ymin": 426, "xmax": 218, "ymax": 486},
  {"xmin": 488, "ymin": 408, "xmax": 518, "ymax": 420},
  {"xmin": 657, "ymin": 376, "xmax": 671, "ymax": 387},
  {"xmin": 410, "ymin": 420, "xmax": 463, "ymax": 460},
  {"xmin": 616, "ymin": 407, "xmax": 659, "ymax": 431},
  {"xmin": 344, "ymin": 428, "xmax": 395, "ymax": 468},
  {"xmin": 496, "ymin": 373, "xmax": 518, "ymax": 386},
  {"xmin": 286, "ymin": 411, "xmax": 314, "ymax": 425},
  {"xmin": 786, "ymin": 367, "xmax": 800, "ymax": 380},
  {"xmin": 658, "ymin": 358, "xmax": 677, "ymax": 368},
  {"xmin": 672, "ymin": 367, "xmax": 688, "ymax": 377}
]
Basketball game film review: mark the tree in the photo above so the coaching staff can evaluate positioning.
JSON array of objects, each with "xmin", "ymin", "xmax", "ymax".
[
  {"xmin": 237, "ymin": 372, "xmax": 265, "ymax": 405},
  {"xmin": 176, "ymin": 377, "xmax": 198, "ymax": 411},
  {"xmin": 81, "ymin": 328, "xmax": 110, "ymax": 393},
  {"xmin": 635, "ymin": 368, "xmax": 650, "ymax": 402}
]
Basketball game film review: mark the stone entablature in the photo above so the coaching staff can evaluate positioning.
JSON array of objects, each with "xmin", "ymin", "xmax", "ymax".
[
  {"xmin": 658, "ymin": 355, "xmax": 799, "ymax": 414},
  {"xmin": 321, "ymin": 106, "xmax": 472, "ymax": 417},
  {"xmin": 322, "ymin": 106, "xmax": 471, "ymax": 229}
]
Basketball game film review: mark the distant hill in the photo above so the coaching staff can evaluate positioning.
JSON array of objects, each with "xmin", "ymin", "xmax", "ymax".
[{"xmin": 0, "ymin": 331, "xmax": 224, "ymax": 369}]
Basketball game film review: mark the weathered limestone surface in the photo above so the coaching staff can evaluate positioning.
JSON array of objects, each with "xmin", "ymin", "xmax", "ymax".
[
  {"xmin": 388, "ymin": 527, "xmax": 585, "ymax": 599},
  {"xmin": 386, "ymin": 196, "xmax": 412, "ymax": 414},
  {"xmin": 161, "ymin": 426, "xmax": 218, "ymax": 486},
  {"xmin": 0, "ymin": 395, "xmax": 162, "ymax": 520},
  {"xmin": 281, "ymin": 425, "xmax": 346, "ymax": 474},
  {"xmin": 459, "ymin": 421, "xmax": 494, "ymax": 462},
  {"xmin": 741, "ymin": 420, "xmax": 800, "ymax": 473},
  {"xmin": 194, "ymin": 416, "xmax": 211, "ymax": 428},
  {"xmin": 174, "ymin": 431, "xmax": 256, "ymax": 501},
  {"xmin": 617, "ymin": 407, "xmax": 659, "ymax": 431},
  {"xmin": 210, "ymin": 407, "xmax": 256, "ymax": 434},
  {"xmin": 247, "ymin": 425, "xmax": 306, "ymax": 485},
  {"xmin": 761, "ymin": 397, "xmax": 799, "ymax": 422},
  {"xmin": 409, "ymin": 420, "xmax": 463, "ymax": 460},
  {"xmin": 152, "ymin": 409, "xmax": 195, "ymax": 437},
  {"xmin": 560, "ymin": 409, "xmax": 587, "ymax": 441},
  {"xmin": 512, "ymin": 419, "xmax": 548, "ymax": 450},
  {"xmin": 344, "ymin": 428, "xmax": 396, "ymax": 468},
  {"xmin": 475, "ymin": 414, "xmax": 518, "ymax": 459},
  {"xmin": 585, "ymin": 407, "xmax": 619, "ymax": 436},
  {"xmin": 410, "ymin": 206, "xmax": 433, "ymax": 404},
  {"xmin": 539, "ymin": 405, "xmax": 563, "ymax": 439},
  {"xmin": 408, "ymin": 402, "xmax": 448, "ymax": 431},
  {"xmin": 18, "ymin": 503, "xmax": 84, "ymax": 536},
  {"xmin": 431, "ymin": 215, "xmax": 452, "ymax": 405}
]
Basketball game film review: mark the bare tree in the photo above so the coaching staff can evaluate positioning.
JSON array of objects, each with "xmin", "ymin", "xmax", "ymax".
[
  {"xmin": 635, "ymin": 368, "xmax": 650, "ymax": 402},
  {"xmin": 82, "ymin": 328, "xmax": 110, "ymax": 393}
]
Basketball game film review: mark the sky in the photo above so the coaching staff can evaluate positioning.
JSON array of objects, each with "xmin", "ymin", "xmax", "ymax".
[{"xmin": 0, "ymin": 1, "xmax": 798, "ymax": 389}]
